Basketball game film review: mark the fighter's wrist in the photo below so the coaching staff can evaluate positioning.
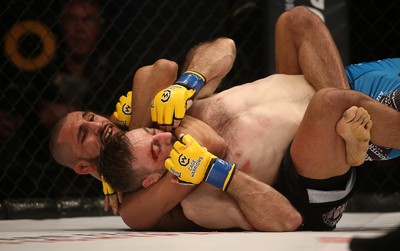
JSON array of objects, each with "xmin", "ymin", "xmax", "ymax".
[
  {"xmin": 204, "ymin": 158, "xmax": 236, "ymax": 191},
  {"xmin": 175, "ymin": 71, "xmax": 206, "ymax": 93}
]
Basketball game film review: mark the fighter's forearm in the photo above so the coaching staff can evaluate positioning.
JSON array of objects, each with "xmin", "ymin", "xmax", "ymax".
[
  {"xmin": 227, "ymin": 171, "xmax": 302, "ymax": 232},
  {"xmin": 119, "ymin": 172, "xmax": 195, "ymax": 230},
  {"xmin": 129, "ymin": 59, "xmax": 179, "ymax": 130},
  {"xmin": 182, "ymin": 37, "xmax": 236, "ymax": 99}
]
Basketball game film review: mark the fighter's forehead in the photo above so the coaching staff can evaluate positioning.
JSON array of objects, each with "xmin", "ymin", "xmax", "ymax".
[
  {"xmin": 65, "ymin": 111, "xmax": 106, "ymax": 123},
  {"xmin": 59, "ymin": 111, "xmax": 84, "ymax": 140}
]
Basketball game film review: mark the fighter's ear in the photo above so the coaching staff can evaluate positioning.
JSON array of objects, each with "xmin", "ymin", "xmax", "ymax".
[
  {"xmin": 142, "ymin": 173, "xmax": 163, "ymax": 188},
  {"xmin": 73, "ymin": 160, "xmax": 96, "ymax": 175}
]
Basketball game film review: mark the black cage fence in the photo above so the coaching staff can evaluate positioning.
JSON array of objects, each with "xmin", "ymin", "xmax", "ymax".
[{"xmin": 1, "ymin": 0, "xmax": 399, "ymax": 219}]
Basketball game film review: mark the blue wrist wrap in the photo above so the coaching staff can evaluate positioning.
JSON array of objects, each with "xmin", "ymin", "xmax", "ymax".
[
  {"xmin": 175, "ymin": 71, "xmax": 206, "ymax": 93},
  {"xmin": 205, "ymin": 158, "xmax": 236, "ymax": 191}
]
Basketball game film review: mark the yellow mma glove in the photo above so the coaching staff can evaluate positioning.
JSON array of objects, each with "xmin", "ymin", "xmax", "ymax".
[
  {"xmin": 101, "ymin": 175, "xmax": 115, "ymax": 195},
  {"xmin": 113, "ymin": 91, "xmax": 132, "ymax": 128},
  {"xmin": 151, "ymin": 71, "xmax": 206, "ymax": 127},
  {"xmin": 165, "ymin": 134, "xmax": 236, "ymax": 191}
]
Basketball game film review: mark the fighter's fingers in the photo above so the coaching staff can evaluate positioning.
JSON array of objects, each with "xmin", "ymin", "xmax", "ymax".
[
  {"xmin": 162, "ymin": 106, "xmax": 175, "ymax": 126},
  {"xmin": 173, "ymin": 139, "xmax": 184, "ymax": 150},
  {"xmin": 165, "ymin": 158, "xmax": 175, "ymax": 173},
  {"xmin": 169, "ymin": 146, "xmax": 180, "ymax": 160},
  {"xmin": 186, "ymin": 99, "xmax": 193, "ymax": 110},
  {"xmin": 164, "ymin": 124, "xmax": 173, "ymax": 132},
  {"xmin": 180, "ymin": 134, "xmax": 194, "ymax": 145},
  {"xmin": 104, "ymin": 196, "xmax": 110, "ymax": 212},
  {"xmin": 174, "ymin": 102, "xmax": 186, "ymax": 120},
  {"xmin": 117, "ymin": 192, "xmax": 123, "ymax": 203},
  {"xmin": 109, "ymin": 195, "xmax": 119, "ymax": 215},
  {"xmin": 173, "ymin": 119, "xmax": 182, "ymax": 129}
]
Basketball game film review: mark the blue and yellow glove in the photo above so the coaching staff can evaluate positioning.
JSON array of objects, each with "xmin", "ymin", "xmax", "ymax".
[
  {"xmin": 165, "ymin": 134, "xmax": 236, "ymax": 191},
  {"xmin": 151, "ymin": 71, "xmax": 206, "ymax": 128},
  {"xmin": 113, "ymin": 91, "xmax": 132, "ymax": 129}
]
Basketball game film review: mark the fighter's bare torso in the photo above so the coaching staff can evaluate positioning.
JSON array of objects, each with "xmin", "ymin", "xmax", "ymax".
[{"xmin": 188, "ymin": 74, "xmax": 315, "ymax": 184}]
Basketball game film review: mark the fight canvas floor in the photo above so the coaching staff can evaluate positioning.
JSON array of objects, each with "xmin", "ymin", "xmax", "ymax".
[{"xmin": 1, "ymin": 212, "xmax": 399, "ymax": 251}]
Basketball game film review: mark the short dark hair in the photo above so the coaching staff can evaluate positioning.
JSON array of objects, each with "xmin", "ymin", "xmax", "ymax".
[{"xmin": 97, "ymin": 132, "xmax": 144, "ymax": 192}]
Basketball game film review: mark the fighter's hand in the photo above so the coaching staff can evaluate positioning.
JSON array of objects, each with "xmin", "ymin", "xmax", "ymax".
[
  {"xmin": 151, "ymin": 71, "xmax": 206, "ymax": 131},
  {"xmin": 151, "ymin": 85, "xmax": 195, "ymax": 130},
  {"xmin": 104, "ymin": 192, "xmax": 123, "ymax": 215},
  {"xmin": 113, "ymin": 91, "xmax": 132, "ymax": 129},
  {"xmin": 101, "ymin": 176, "xmax": 123, "ymax": 215},
  {"xmin": 165, "ymin": 134, "xmax": 236, "ymax": 191}
]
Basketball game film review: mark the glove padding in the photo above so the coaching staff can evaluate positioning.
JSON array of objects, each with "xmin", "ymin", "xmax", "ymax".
[
  {"xmin": 151, "ymin": 84, "xmax": 195, "ymax": 128},
  {"xmin": 101, "ymin": 175, "xmax": 115, "ymax": 195},
  {"xmin": 113, "ymin": 91, "xmax": 132, "ymax": 128},
  {"xmin": 151, "ymin": 71, "xmax": 205, "ymax": 128},
  {"xmin": 165, "ymin": 134, "xmax": 236, "ymax": 191}
]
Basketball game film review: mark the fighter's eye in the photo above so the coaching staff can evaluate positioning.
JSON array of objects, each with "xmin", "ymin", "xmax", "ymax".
[
  {"xmin": 143, "ymin": 127, "xmax": 155, "ymax": 135},
  {"xmin": 81, "ymin": 130, "xmax": 88, "ymax": 143}
]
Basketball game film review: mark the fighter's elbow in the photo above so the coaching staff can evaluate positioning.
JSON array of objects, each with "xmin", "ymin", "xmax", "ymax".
[
  {"xmin": 280, "ymin": 210, "xmax": 302, "ymax": 231},
  {"xmin": 153, "ymin": 58, "xmax": 179, "ymax": 73},
  {"xmin": 218, "ymin": 37, "xmax": 236, "ymax": 53},
  {"xmin": 257, "ymin": 209, "xmax": 302, "ymax": 232}
]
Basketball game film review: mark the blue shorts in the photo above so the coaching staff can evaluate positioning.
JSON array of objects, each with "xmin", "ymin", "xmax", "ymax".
[{"xmin": 345, "ymin": 58, "xmax": 400, "ymax": 160}]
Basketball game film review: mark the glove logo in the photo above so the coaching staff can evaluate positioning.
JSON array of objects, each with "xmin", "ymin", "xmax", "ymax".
[
  {"xmin": 122, "ymin": 103, "xmax": 131, "ymax": 115},
  {"xmin": 161, "ymin": 90, "xmax": 171, "ymax": 103},
  {"xmin": 188, "ymin": 157, "xmax": 203, "ymax": 178},
  {"xmin": 178, "ymin": 154, "xmax": 190, "ymax": 166}
]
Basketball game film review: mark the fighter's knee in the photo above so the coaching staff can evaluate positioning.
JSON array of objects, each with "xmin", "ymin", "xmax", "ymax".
[
  {"xmin": 277, "ymin": 6, "xmax": 322, "ymax": 38},
  {"xmin": 312, "ymin": 88, "xmax": 346, "ymax": 110}
]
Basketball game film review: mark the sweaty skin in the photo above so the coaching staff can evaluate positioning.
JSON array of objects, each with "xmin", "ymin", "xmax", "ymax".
[{"xmin": 188, "ymin": 74, "xmax": 315, "ymax": 185}]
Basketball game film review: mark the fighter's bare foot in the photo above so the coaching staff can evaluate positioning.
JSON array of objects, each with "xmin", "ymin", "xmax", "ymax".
[{"xmin": 336, "ymin": 106, "xmax": 373, "ymax": 166}]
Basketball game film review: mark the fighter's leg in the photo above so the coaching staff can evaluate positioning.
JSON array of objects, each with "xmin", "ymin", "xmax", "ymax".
[
  {"xmin": 336, "ymin": 106, "xmax": 372, "ymax": 166},
  {"xmin": 275, "ymin": 6, "xmax": 349, "ymax": 90},
  {"xmin": 345, "ymin": 58, "xmax": 400, "ymax": 160},
  {"xmin": 291, "ymin": 87, "xmax": 400, "ymax": 180}
]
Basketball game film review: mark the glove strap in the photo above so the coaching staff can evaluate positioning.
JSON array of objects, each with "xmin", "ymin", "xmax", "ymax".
[
  {"xmin": 205, "ymin": 158, "xmax": 236, "ymax": 191},
  {"xmin": 101, "ymin": 175, "xmax": 115, "ymax": 195},
  {"xmin": 175, "ymin": 71, "xmax": 206, "ymax": 93}
]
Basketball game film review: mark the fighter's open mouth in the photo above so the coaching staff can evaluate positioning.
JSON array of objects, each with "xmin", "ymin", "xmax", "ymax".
[{"xmin": 103, "ymin": 126, "xmax": 113, "ymax": 144}]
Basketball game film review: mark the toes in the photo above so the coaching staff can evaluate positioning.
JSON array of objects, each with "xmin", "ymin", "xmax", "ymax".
[
  {"xmin": 358, "ymin": 107, "xmax": 371, "ymax": 126},
  {"xmin": 365, "ymin": 119, "xmax": 373, "ymax": 130},
  {"xmin": 343, "ymin": 106, "xmax": 359, "ymax": 122}
]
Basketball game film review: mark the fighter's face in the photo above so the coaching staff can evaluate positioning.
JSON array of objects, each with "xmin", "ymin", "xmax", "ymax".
[
  {"xmin": 59, "ymin": 111, "xmax": 121, "ymax": 162},
  {"xmin": 62, "ymin": 1, "xmax": 101, "ymax": 57},
  {"xmin": 125, "ymin": 128, "xmax": 174, "ymax": 176}
]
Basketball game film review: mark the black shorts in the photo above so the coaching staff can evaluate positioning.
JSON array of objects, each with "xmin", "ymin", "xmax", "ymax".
[{"xmin": 274, "ymin": 145, "xmax": 356, "ymax": 231}]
